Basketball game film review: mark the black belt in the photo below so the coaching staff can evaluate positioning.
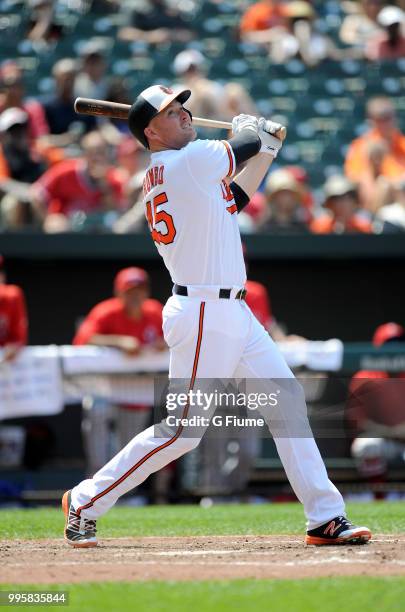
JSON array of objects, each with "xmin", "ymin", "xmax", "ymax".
[{"xmin": 173, "ymin": 284, "xmax": 247, "ymax": 300}]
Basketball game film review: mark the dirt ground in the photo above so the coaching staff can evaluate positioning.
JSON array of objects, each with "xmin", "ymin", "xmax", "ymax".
[{"xmin": 1, "ymin": 535, "xmax": 405, "ymax": 583}]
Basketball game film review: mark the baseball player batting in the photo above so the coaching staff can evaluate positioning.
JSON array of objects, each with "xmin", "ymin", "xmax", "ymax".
[{"xmin": 63, "ymin": 85, "xmax": 371, "ymax": 547}]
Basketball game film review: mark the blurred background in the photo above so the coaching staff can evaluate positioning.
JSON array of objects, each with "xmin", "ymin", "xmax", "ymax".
[{"xmin": 0, "ymin": 0, "xmax": 405, "ymax": 507}]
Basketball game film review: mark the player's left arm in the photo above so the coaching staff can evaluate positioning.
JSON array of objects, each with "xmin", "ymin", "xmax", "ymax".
[{"xmin": 229, "ymin": 118, "xmax": 285, "ymax": 212}]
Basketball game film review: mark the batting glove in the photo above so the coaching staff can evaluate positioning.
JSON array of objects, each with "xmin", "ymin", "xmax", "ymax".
[
  {"xmin": 258, "ymin": 117, "xmax": 284, "ymax": 137},
  {"xmin": 232, "ymin": 114, "xmax": 259, "ymax": 135},
  {"xmin": 258, "ymin": 129, "xmax": 283, "ymax": 158}
]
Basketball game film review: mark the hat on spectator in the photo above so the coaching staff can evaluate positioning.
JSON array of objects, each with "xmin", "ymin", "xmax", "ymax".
[
  {"xmin": 52, "ymin": 58, "xmax": 77, "ymax": 77},
  {"xmin": 324, "ymin": 175, "xmax": 356, "ymax": 200},
  {"xmin": 265, "ymin": 169, "xmax": 302, "ymax": 197},
  {"xmin": 114, "ymin": 267, "xmax": 149, "ymax": 293},
  {"xmin": 173, "ymin": 50, "xmax": 205, "ymax": 75},
  {"xmin": 79, "ymin": 39, "xmax": 105, "ymax": 58},
  {"xmin": 0, "ymin": 107, "xmax": 28, "ymax": 132},
  {"xmin": 128, "ymin": 84, "xmax": 191, "ymax": 148},
  {"xmin": 373, "ymin": 322, "xmax": 405, "ymax": 347},
  {"xmin": 377, "ymin": 6, "xmax": 404, "ymax": 27},
  {"xmin": 284, "ymin": 1, "xmax": 315, "ymax": 18}
]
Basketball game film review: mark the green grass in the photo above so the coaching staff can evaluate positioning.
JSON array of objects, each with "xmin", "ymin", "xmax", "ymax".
[
  {"xmin": 1, "ymin": 578, "xmax": 405, "ymax": 612},
  {"xmin": 0, "ymin": 501, "xmax": 404, "ymax": 540}
]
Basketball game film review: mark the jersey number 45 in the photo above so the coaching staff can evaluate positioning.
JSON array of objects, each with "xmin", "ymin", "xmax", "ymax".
[{"xmin": 145, "ymin": 192, "xmax": 176, "ymax": 245}]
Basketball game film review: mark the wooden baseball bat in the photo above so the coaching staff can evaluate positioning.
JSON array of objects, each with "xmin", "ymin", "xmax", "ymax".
[{"xmin": 74, "ymin": 97, "xmax": 287, "ymax": 140}]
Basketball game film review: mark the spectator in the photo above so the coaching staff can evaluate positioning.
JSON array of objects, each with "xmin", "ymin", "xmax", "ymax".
[
  {"xmin": 0, "ymin": 61, "xmax": 49, "ymax": 142},
  {"xmin": 221, "ymin": 82, "xmax": 258, "ymax": 123},
  {"xmin": 98, "ymin": 78, "xmax": 134, "ymax": 146},
  {"xmin": 345, "ymin": 97, "xmax": 405, "ymax": 182},
  {"xmin": 357, "ymin": 141, "xmax": 395, "ymax": 213},
  {"xmin": 31, "ymin": 131, "xmax": 128, "ymax": 232},
  {"xmin": 168, "ymin": 56, "xmax": 258, "ymax": 126},
  {"xmin": 268, "ymin": 1, "xmax": 359, "ymax": 66},
  {"xmin": 0, "ymin": 108, "xmax": 45, "ymax": 184},
  {"xmin": 242, "ymin": 165, "xmax": 314, "ymax": 229},
  {"xmin": 0, "ymin": 255, "xmax": 28, "ymax": 362},
  {"xmin": 239, "ymin": 0, "xmax": 285, "ymax": 44},
  {"xmin": 173, "ymin": 52, "xmax": 255, "ymax": 136},
  {"xmin": 340, "ymin": 0, "xmax": 383, "ymax": 50},
  {"xmin": 173, "ymin": 50, "xmax": 223, "ymax": 120},
  {"xmin": 73, "ymin": 267, "xmax": 165, "ymax": 477},
  {"xmin": 0, "ymin": 108, "xmax": 46, "ymax": 230},
  {"xmin": 375, "ymin": 178, "xmax": 405, "ymax": 232},
  {"xmin": 74, "ymin": 40, "xmax": 109, "ymax": 101},
  {"xmin": 26, "ymin": 0, "xmax": 63, "ymax": 46},
  {"xmin": 43, "ymin": 59, "xmax": 96, "ymax": 140},
  {"xmin": 366, "ymin": 5, "xmax": 405, "ymax": 60},
  {"xmin": 256, "ymin": 169, "xmax": 310, "ymax": 233},
  {"xmin": 118, "ymin": 0, "xmax": 193, "ymax": 45},
  {"xmin": 348, "ymin": 323, "xmax": 405, "ymax": 497},
  {"xmin": 311, "ymin": 175, "xmax": 372, "ymax": 234}
]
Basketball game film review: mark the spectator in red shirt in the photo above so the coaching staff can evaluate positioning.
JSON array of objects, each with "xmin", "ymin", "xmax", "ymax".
[
  {"xmin": 311, "ymin": 175, "xmax": 373, "ymax": 234},
  {"xmin": 73, "ymin": 267, "xmax": 166, "ymax": 479},
  {"xmin": 31, "ymin": 130, "xmax": 128, "ymax": 232},
  {"xmin": 347, "ymin": 322, "xmax": 405, "ymax": 496},
  {"xmin": 0, "ymin": 255, "xmax": 28, "ymax": 362}
]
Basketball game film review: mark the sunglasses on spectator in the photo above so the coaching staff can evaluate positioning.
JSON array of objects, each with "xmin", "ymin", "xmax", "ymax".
[{"xmin": 371, "ymin": 112, "xmax": 395, "ymax": 121}]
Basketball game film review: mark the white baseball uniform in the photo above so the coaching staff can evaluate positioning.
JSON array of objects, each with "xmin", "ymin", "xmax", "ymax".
[{"xmin": 72, "ymin": 139, "xmax": 346, "ymax": 528}]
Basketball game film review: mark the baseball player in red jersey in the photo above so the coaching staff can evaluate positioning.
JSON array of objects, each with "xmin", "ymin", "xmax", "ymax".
[
  {"xmin": 63, "ymin": 85, "xmax": 371, "ymax": 547},
  {"xmin": 0, "ymin": 255, "xmax": 28, "ymax": 362},
  {"xmin": 73, "ymin": 267, "xmax": 164, "ymax": 355},
  {"xmin": 348, "ymin": 322, "xmax": 405, "ymax": 493},
  {"xmin": 73, "ymin": 267, "xmax": 165, "ymax": 476}
]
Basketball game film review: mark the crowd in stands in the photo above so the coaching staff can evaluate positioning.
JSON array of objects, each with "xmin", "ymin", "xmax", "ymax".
[{"xmin": 0, "ymin": 0, "xmax": 404, "ymax": 234}]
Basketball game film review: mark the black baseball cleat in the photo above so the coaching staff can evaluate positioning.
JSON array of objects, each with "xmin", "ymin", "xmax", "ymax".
[
  {"xmin": 62, "ymin": 490, "xmax": 98, "ymax": 548},
  {"xmin": 306, "ymin": 516, "xmax": 371, "ymax": 545}
]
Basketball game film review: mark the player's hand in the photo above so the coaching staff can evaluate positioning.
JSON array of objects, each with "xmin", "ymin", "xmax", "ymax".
[
  {"xmin": 258, "ymin": 117, "xmax": 285, "ymax": 137},
  {"xmin": 232, "ymin": 114, "xmax": 259, "ymax": 135},
  {"xmin": 119, "ymin": 336, "xmax": 142, "ymax": 356},
  {"xmin": 257, "ymin": 126, "xmax": 284, "ymax": 158}
]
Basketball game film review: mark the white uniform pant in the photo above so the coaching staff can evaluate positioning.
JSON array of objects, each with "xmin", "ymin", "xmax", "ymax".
[{"xmin": 72, "ymin": 293, "xmax": 345, "ymax": 529}]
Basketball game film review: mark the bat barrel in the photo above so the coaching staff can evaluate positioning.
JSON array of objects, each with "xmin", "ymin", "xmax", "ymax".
[{"xmin": 74, "ymin": 97, "xmax": 131, "ymax": 120}]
